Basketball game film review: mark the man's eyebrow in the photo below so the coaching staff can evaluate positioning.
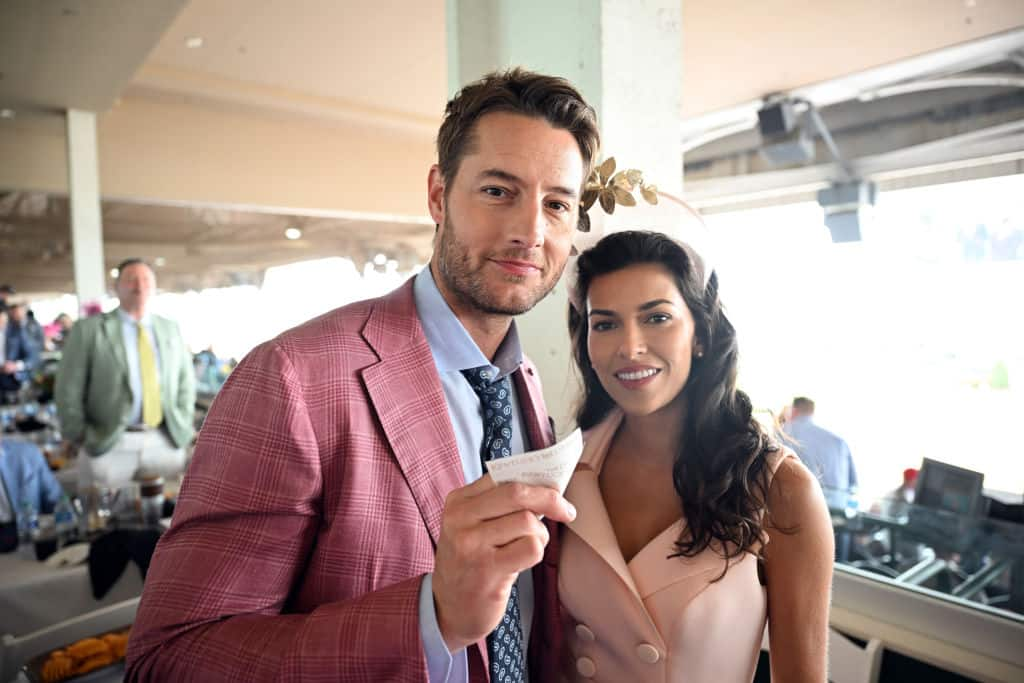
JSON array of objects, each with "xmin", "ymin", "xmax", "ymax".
[
  {"xmin": 477, "ymin": 168, "xmax": 579, "ymax": 199},
  {"xmin": 477, "ymin": 168, "xmax": 521, "ymax": 184}
]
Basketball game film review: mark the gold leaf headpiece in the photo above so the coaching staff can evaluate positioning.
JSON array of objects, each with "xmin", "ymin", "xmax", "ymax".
[{"xmin": 579, "ymin": 157, "xmax": 658, "ymax": 232}]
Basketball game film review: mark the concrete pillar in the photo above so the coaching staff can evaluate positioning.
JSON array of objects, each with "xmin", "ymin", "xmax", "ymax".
[
  {"xmin": 66, "ymin": 109, "xmax": 107, "ymax": 312},
  {"xmin": 448, "ymin": 0, "xmax": 683, "ymax": 432}
]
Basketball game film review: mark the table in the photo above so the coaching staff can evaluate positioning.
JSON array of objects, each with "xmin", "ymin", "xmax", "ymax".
[{"xmin": 0, "ymin": 546, "xmax": 143, "ymax": 638}]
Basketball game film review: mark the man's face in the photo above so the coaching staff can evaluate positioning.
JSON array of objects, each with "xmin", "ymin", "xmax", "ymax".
[
  {"xmin": 116, "ymin": 263, "xmax": 156, "ymax": 312},
  {"xmin": 427, "ymin": 112, "xmax": 585, "ymax": 317},
  {"xmin": 8, "ymin": 305, "xmax": 25, "ymax": 323}
]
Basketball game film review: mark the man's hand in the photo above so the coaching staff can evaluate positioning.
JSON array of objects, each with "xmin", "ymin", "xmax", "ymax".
[
  {"xmin": 432, "ymin": 475, "xmax": 576, "ymax": 652},
  {"xmin": 2, "ymin": 360, "xmax": 17, "ymax": 374}
]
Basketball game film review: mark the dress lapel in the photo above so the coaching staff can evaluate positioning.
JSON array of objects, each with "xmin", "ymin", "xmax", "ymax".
[
  {"xmin": 628, "ymin": 521, "xmax": 739, "ymax": 600},
  {"xmin": 359, "ymin": 281, "xmax": 464, "ymax": 548},
  {"xmin": 563, "ymin": 412, "xmax": 644, "ymax": 599}
]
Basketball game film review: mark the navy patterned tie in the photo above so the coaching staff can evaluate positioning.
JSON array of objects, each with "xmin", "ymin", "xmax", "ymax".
[{"xmin": 461, "ymin": 365, "xmax": 525, "ymax": 683}]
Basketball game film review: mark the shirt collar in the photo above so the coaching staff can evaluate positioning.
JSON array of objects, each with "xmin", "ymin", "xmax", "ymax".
[
  {"xmin": 413, "ymin": 266, "xmax": 523, "ymax": 378},
  {"xmin": 117, "ymin": 307, "xmax": 152, "ymax": 326}
]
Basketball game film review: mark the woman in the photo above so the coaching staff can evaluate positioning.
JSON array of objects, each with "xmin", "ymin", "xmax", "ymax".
[{"xmin": 559, "ymin": 227, "xmax": 833, "ymax": 682}]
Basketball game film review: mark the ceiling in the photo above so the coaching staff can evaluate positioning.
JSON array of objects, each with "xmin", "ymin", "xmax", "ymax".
[
  {"xmin": 0, "ymin": 0, "xmax": 187, "ymax": 113},
  {"xmin": 0, "ymin": 1, "xmax": 1023, "ymax": 296},
  {"xmin": 140, "ymin": 0, "xmax": 447, "ymax": 123},
  {"xmin": 0, "ymin": 192, "xmax": 434, "ymax": 295}
]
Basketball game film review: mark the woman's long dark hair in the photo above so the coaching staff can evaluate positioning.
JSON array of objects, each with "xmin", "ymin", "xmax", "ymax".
[{"xmin": 568, "ymin": 230, "xmax": 779, "ymax": 569}]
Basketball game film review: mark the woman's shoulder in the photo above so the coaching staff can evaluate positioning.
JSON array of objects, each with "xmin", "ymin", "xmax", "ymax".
[{"xmin": 764, "ymin": 449, "xmax": 829, "ymax": 528}]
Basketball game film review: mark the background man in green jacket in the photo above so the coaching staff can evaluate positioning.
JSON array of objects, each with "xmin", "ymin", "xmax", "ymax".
[{"xmin": 56, "ymin": 259, "xmax": 196, "ymax": 491}]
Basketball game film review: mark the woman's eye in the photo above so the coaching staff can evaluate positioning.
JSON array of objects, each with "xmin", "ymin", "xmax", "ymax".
[
  {"xmin": 591, "ymin": 321, "xmax": 615, "ymax": 332},
  {"xmin": 646, "ymin": 313, "xmax": 671, "ymax": 324}
]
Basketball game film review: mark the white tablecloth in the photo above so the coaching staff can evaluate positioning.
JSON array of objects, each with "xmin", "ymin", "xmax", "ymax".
[{"xmin": 0, "ymin": 546, "xmax": 144, "ymax": 637}]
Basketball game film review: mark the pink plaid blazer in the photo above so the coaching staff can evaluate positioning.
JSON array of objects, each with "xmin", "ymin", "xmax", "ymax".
[{"xmin": 126, "ymin": 280, "xmax": 563, "ymax": 682}]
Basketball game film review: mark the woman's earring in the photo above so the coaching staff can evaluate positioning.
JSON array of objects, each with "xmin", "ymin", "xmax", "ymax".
[{"xmin": 696, "ymin": 349, "xmax": 704, "ymax": 358}]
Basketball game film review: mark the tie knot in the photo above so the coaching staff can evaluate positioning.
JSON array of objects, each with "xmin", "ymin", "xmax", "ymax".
[{"xmin": 460, "ymin": 365, "xmax": 497, "ymax": 395}]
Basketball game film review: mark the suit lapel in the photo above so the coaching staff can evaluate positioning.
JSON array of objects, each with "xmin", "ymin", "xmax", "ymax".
[
  {"xmin": 150, "ymin": 316, "xmax": 174, "ymax": 397},
  {"xmin": 360, "ymin": 281, "xmax": 464, "ymax": 548},
  {"xmin": 102, "ymin": 311, "xmax": 131, "ymax": 388},
  {"xmin": 511, "ymin": 359, "xmax": 554, "ymax": 451}
]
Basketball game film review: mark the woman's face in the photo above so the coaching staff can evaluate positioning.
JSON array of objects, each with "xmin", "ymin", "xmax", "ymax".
[{"xmin": 586, "ymin": 263, "xmax": 700, "ymax": 418}]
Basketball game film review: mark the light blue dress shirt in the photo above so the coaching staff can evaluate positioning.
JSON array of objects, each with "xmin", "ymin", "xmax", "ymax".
[
  {"xmin": 117, "ymin": 309, "xmax": 162, "ymax": 426},
  {"xmin": 784, "ymin": 415, "xmax": 858, "ymax": 508},
  {"xmin": 413, "ymin": 267, "xmax": 533, "ymax": 683}
]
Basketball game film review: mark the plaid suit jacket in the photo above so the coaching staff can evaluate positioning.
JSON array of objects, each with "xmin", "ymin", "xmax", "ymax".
[{"xmin": 126, "ymin": 279, "xmax": 563, "ymax": 682}]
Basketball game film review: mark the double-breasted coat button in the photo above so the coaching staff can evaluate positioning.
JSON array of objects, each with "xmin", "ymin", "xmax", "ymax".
[
  {"xmin": 636, "ymin": 643, "xmax": 661, "ymax": 663},
  {"xmin": 576, "ymin": 656, "xmax": 597, "ymax": 678},
  {"xmin": 575, "ymin": 624, "xmax": 596, "ymax": 642}
]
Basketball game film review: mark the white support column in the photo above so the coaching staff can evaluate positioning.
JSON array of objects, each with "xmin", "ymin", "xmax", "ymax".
[
  {"xmin": 66, "ymin": 109, "xmax": 107, "ymax": 312},
  {"xmin": 448, "ymin": 0, "xmax": 683, "ymax": 432}
]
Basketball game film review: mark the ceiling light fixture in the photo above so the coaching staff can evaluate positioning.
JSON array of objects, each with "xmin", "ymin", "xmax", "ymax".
[
  {"xmin": 185, "ymin": 36, "xmax": 204, "ymax": 49},
  {"xmin": 0, "ymin": 109, "xmax": 14, "ymax": 120},
  {"xmin": 285, "ymin": 227, "xmax": 302, "ymax": 240},
  {"xmin": 154, "ymin": 256, "xmax": 167, "ymax": 267},
  {"xmin": 109, "ymin": 268, "xmax": 119, "ymax": 278},
  {"xmin": 373, "ymin": 253, "xmax": 387, "ymax": 266}
]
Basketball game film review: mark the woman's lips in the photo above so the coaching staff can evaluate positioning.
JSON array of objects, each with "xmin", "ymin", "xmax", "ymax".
[{"xmin": 614, "ymin": 366, "xmax": 661, "ymax": 389}]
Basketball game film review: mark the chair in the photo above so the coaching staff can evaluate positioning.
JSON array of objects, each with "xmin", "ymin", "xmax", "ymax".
[
  {"xmin": 0, "ymin": 597, "xmax": 140, "ymax": 683},
  {"xmin": 828, "ymin": 627, "xmax": 883, "ymax": 683}
]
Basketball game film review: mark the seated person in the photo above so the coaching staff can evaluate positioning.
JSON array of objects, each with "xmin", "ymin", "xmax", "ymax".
[
  {"xmin": 0, "ymin": 434, "xmax": 64, "ymax": 551},
  {"xmin": 2, "ymin": 305, "xmax": 41, "ymax": 394}
]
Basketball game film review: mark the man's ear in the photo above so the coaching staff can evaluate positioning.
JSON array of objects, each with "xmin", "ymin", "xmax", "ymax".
[{"xmin": 427, "ymin": 165, "xmax": 446, "ymax": 225}]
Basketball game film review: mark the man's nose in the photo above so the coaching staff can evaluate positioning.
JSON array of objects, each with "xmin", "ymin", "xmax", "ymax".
[{"xmin": 507, "ymin": 196, "xmax": 547, "ymax": 249}]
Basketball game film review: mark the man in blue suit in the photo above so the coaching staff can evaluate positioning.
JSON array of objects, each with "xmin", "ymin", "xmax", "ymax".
[{"xmin": 1, "ymin": 305, "xmax": 40, "ymax": 394}]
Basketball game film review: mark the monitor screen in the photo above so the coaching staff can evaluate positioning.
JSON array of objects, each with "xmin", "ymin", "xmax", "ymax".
[{"xmin": 914, "ymin": 458, "xmax": 985, "ymax": 516}]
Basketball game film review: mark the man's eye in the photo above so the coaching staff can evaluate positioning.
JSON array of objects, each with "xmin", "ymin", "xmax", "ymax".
[
  {"xmin": 547, "ymin": 201, "xmax": 570, "ymax": 212},
  {"xmin": 482, "ymin": 187, "xmax": 507, "ymax": 198}
]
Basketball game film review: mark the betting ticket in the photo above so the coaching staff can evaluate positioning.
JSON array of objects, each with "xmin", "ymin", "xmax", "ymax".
[{"xmin": 485, "ymin": 428, "xmax": 583, "ymax": 495}]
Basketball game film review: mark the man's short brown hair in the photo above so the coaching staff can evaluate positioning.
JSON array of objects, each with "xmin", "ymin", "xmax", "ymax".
[
  {"xmin": 436, "ymin": 68, "xmax": 600, "ymax": 189},
  {"xmin": 792, "ymin": 396, "xmax": 815, "ymax": 413}
]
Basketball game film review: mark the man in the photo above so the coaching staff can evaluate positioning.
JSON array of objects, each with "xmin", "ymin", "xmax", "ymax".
[
  {"xmin": 784, "ymin": 396, "xmax": 858, "ymax": 560},
  {"xmin": 55, "ymin": 260, "xmax": 196, "ymax": 490},
  {"xmin": 0, "ymin": 433, "xmax": 64, "ymax": 552},
  {"xmin": 0, "ymin": 284, "xmax": 14, "ymax": 309},
  {"xmin": 784, "ymin": 397, "xmax": 858, "ymax": 504},
  {"xmin": 1, "ymin": 305, "xmax": 39, "ymax": 394},
  {"xmin": 127, "ymin": 69, "xmax": 598, "ymax": 682},
  {"xmin": 24, "ymin": 309, "xmax": 46, "ymax": 352}
]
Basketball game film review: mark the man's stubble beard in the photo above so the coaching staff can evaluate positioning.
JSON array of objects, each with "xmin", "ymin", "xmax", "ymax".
[{"xmin": 435, "ymin": 213, "xmax": 567, "ymax": 317}]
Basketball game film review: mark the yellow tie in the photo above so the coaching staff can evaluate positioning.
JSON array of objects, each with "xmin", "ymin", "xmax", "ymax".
[{"xmin": 138, "ymin": 323, "xmax": 163, "ymax": 428}]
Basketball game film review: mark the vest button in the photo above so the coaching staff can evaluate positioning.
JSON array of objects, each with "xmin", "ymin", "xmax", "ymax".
[
  {"xmin": 636, "ymin": 643, "xmax": 661, "ymax": 663},
  {"xmin": 576, "ymin": 656, "xmax": 597, "ymax": 678},
  {"xmin": 575, "ymin": 624, "xmax": 596, "ymax": 642}
]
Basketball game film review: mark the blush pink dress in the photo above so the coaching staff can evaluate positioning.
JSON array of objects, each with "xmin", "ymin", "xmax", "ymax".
[{"xmin": 559, "ymin": 410, "xmax": 794, "ymax": 682}]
